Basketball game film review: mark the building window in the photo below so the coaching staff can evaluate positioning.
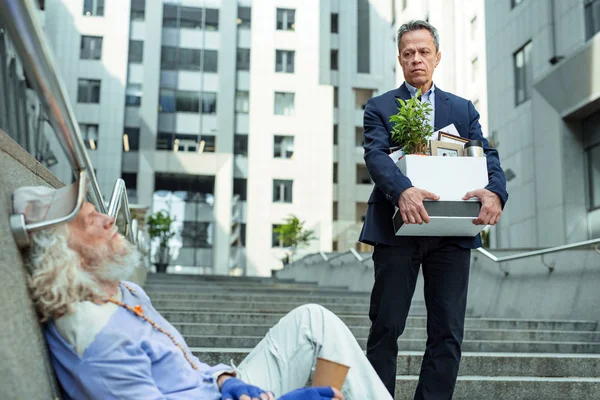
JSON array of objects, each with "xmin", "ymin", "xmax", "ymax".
[
  {"xmin": 163, "ymin": 4, "xmax": 178, "ymax": 27},
  {"xmin": 180, "ymin": 6, "xmax": 204, "ymax": 29},
  {"xmin": 331, "ymin": 13, "xmax": 339, "ymax": 33},
  {"xmin": 514, "ymin": 40, "xmax": 532, "ymax": 106},
  {"xmin": 470, "ymin": 16, "xmax": 477, "ymax": 40},
  {"xmin": 125, "ymin": 83, "xmax": 142, "ymax": 106},
  {"xmin": 275, "ymin": 50, "xmax": 295, "ymax": 73},
  {"xmin": 331, "ymin": 49, "xmax": 339, "ymax": 71},
  {"xmin": 181, "ymin": 221, "xmax": 211, "ymax": 248},
  {"xmin": 77, "ymin": 79, "xmax": 101, "ymax": 103},
  {"xmin": 355, "ymin": 127, "xmax": 363, "ymax": 147},
  {"xmin": 130, "ymin": 0, "xmax": 145, "ymax": 21},
  {"xmin": 334, "ymin": 87, "xmax": 339, "ymax": 107},
  {"xmin": 357, "ymin": 0, "xmax": 370, "ymax": 73},
  {"xmin": 274, "ymin": 92, "xmax": 295, "ymax": 116},
  {"xmin": 237, "ymin": 48, "xmax": 251, "ymax": 71},
  {"xmin": 333, "ymin": 162, "xmax": 338, "ymax": 183},
  {"xmin": 203, "ymin": 50, "xmax": 218, "ymax": 73},
  {"xmin": 161, "ymin": 47, "xmax": 218, "ymax": 72},
  {"xmin": 511, "ymin": 0, "xmax": 524, "ymax": 8},
  {"xmin": 233, "ymin": 178, "xmax": 247, "ymax": 201},
  {"xmin": 402, "ymin": 0, "xmax": 408, "ymax": 10},
  {"xmin": 163, "ymin": 6, "xmax": 218, "ymax": 30},
  {"xmin": 357, "ymin": 164, "xmax": 372, "ymax": 184},
  {"xmin": 272, "ymin": 224, "xmax": 284, "ymax": 247},
  {"xmin": 333, "ymin": 124, "xmax": 338, "ymax": 145},
  {"xmin": 199, "ymin": 135, "xmax": 216, "ymax": 152},
  {"xmin": 238, "ymin": 6, "xmax": 251, "ymax": 28},
  {"xmin": 177, "ymin": 48, "xmax": 201, "ymax": 70},
  {"xmin": 128, "ymin": 40, "xmax": 144, "ymax": 63},
  {"xmin": 588, "ymin": 144, "xmax": 600, "ymax": 209},
  {"xmin": 123, "ymin": 127, "xmax": 139, "ymax": 152},
  {"xmin": 273, "ymin": 179, "xmax": 293, "ymax": 203},
  {"xmin": 585, "ymin": 0, "xmax": 600, "ymax": 40},
  {"xmin": 471, "ymin": 57, "xmax": 478, "ymax": 81},
  {"xmin": 159, "ymin": 90, "xmax": 216, "ymax": 114},
  {"xmin": 80, "ymin": 36, "xmax": 102, "ymax": 60},
  {"xmin": 274, "ymin": 135, "xmax": 294, "ymax": 159},
  {"xmin": 333, "ymin": 201, "xmax": 338, "ymax": 220},
  {"xmin": 234, "ymin": 134, "xmax": 248, "ymax": 156},
  {"xmin": 276, "ymin": 8, "xmax": 295, "ymax": 31},
  {"xmin": 201, "ymin": 92, "xmax": 217, "ymax": 114},
  {"xmin": 83, "ymin": 0, "xmax": 104, "ymax": 16},
  {"xmin": 80, "ymin": 123, "xmax": 98, "ymax": 150},
  {"xmin": 205, "ymin": 8, "xmax": 219, "ymax": 31},
  {"xmin": 235, "ymin": 91, "xmax": 249, "ymax": 114},
  {"xmin": 175, "ymin": 91, "xmax": 200, "ymax": 113},
  {"xmin": 240, "ymin": 223, "xmax": 246, "ymax": 247},
  {"xmin": 121, "ymin": 172, "xmax": 137, "ymax": 201}
]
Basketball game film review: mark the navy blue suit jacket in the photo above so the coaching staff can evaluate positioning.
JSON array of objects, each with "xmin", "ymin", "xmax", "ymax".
[{"xmin": 358, "ymin": 83, "xmax": 508, "ymax": 249}]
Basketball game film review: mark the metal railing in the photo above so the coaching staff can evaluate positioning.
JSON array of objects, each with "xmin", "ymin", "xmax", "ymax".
[
  {"xmin": 288, "ymin": 238, "xmax": 600, "ymax": 276},
  {"xmin": 2, "ymin": 0, "xmax": 137, "ymax": 246}
]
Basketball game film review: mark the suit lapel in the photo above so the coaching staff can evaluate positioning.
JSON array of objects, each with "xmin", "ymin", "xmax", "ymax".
[
  {"xmin": 434, "ymin": 86, "xmax": 450, "ymax": 131},
  {"xmin": 394, "ymin": 82, "xmax": 411, "ymax": 102}
]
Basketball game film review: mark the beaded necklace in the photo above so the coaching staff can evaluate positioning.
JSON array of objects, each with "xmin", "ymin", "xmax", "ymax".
[{"xmin": 106, "ymin": 282, "xmax": 198, "ymax": 370}]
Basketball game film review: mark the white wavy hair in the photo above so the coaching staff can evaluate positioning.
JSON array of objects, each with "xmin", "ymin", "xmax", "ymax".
[{"xmin": 26, "ymin": 224, "xmax": 139, "ymax": 322}]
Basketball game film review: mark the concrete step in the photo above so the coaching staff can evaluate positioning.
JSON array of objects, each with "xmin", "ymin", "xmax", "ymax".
[
  {"xmin": 394, "ymin": 375, "xmax": 600, "ymax": 400},
  {"xmin": 145, "ymin": 291, "xmax": 375, "ymax": 304},
  {"xmin": 190, "ymin": 349, "xmax": 600, "ymax": 378},
  {"xmin": 183, "ymin": 335, "xmax": 600, "ymax": 353},
  {"xmin": 146, "ymin": 274, "xmax": 299, "ymax": 283},
  {"xmin": 152, "ymin": 299, "xmax": 412, "ymax": 314},
  {"xmin": 172, "ymin": 322, "xmax": 600, "ymax": 343},
  {"xmin": 142, "ymin": 283, "xmax": 363, "ymax": 295},
  {"xmin": 157, "ymin": 306, "xmax": 429, "ymax": 316},
  {"xmin": 160, "ymin": 311, "xmax": 597, "ymax": 331}
]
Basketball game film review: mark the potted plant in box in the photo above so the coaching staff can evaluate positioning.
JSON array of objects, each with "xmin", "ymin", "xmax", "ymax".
[{"xmin": 389, "ymin": 88, "xmax": 433, "ymax": 155}]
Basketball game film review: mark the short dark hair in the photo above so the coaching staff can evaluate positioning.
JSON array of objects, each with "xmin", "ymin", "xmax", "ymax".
[{"xmin": 397, "ymin": 20, "xmax": 440, "ymax": 52}]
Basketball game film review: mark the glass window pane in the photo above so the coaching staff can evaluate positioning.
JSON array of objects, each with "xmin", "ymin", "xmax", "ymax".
[
  {"xmin": 286, "ymin": 51, "xmax": 295, "ymax": 73},
  {"xmin": 125, "ymin": 83, "xmax": 142, "ymax": 106},
  {"xmin": 205, "ymin": 8, "xmax": 219, "ymax": 31},
  {"xmin": 161, "ymin": 46, "xmax": 177, "ymax": 70},
  {"xmin": 128, "ymin": 40, "xmax": 143, "ymax": 63},
  {"xmin": 274, "ymin": 92, "xmax": 294, "ymax": 116},
  {"xmin": 331, "ymin": 13, "xmax": 339, "ymax": 33},
  {"xmin": 235, "ymin": 91, "xmax": 249, "ymax": 113},
  {"xmin": 275, "ymin": 50, "xmax": 283, "ymax": 72},
  {"xmin": 124, "ymin": 127, "xmax": 140, "ymax": 151},
  {"xmin": 238, "ymin": 6, "xmax": 251, "ymax": 28},
  {"xmin": 180, "ymin": 7, "xmax": 203, "ymax": 29},
  {"xmin": 286, "ymin": 10, "xmax": 295, "ymax": 30},
  {"xmin": 131, "ymin": 0, "xmax": 145, "ymax": 21},
  {"xmin": 201, "ymin": 92, "xmax": 217, "ymax": 114},
  {"xmin": 163, "ymin": 5, "xmax": 178, "ymax": 27},
  {"xmin": 159, "ymin": 89, "xmax": 175, "ymax": 113},
  {"xmin": 178, "ymin": 48, "xmax": 201, "ymax": 71},
  {"xmin": 203, "ymin": 50, "xmax": 218, "ymax": 73},
  {"xmin": 276, "ymin": 9, "xmax": 284, "ymax": 30},
  {"xmin": 176, "ymin": 91, "xmax": 200, "ymax": 113},
  {"xmin": 234, "ymin": 134, "xmax": 248, "ymax": 156},
  {"xmin": 237, "ymin": 48, "xmax": 250, "ymax": 71}
]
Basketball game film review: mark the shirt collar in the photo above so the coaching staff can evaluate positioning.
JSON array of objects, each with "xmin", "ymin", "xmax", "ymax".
[{"xmin": 405, "ymin": 81, "xmax": 436, "ymax": 98}]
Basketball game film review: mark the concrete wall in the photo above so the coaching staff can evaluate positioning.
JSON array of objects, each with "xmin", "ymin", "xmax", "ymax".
[
  {"xmin": 0, "ymin": 131, "xmax": 60, "ymax": 399},
  {"xmin": 279, "ymin": 248, "xmax": 600, "ymax": 322}
]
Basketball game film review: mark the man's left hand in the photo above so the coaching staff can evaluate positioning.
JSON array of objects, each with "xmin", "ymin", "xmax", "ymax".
[{"xmin": 462, "ymin": 189, "xmax": 503, "ymax": 226}]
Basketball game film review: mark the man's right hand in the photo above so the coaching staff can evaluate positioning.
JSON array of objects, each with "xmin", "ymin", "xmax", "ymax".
[
  {"xmin": 279, "ymin": 387, "xmax": 344, "ymax": 400},
  {"xmin": 398, "ymin": 187, "xmax": 440, "ymax": 224}
]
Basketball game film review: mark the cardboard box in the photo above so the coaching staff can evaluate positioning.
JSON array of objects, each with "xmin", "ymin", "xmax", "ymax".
[{"xmin": 393, "ymin": 155, "xmax": 489, "ymax": 237}]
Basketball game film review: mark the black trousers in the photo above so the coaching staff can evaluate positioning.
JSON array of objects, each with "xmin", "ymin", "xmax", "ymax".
[{"xmin": 366, "ymin": 237, "xmax": 471, "ymax": 400}]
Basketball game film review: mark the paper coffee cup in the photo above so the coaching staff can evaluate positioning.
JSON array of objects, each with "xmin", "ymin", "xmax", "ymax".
[{"xmin": 311, "ymin": 357, "xmax": 350, "ymax": 390}]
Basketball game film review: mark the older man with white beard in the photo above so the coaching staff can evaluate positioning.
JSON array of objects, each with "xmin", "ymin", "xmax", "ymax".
[{"xmin": 13, "ymin": 184, "xmax": 392, "ymax": 400}]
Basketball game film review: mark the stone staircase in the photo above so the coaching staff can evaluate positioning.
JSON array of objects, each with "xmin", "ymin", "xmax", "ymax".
[{"xmin": 143, "ymin": 274, "xmax": 600, "ymax": 399}]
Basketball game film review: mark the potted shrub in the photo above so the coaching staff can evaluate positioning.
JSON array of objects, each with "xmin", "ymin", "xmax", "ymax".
[
  {"xmin": 389, "ymin": 88, "xmax": 433, "ymax": 155},
  {"xmin": 147, "ymin": 210, "xmax": 175, "ymax": 273}
]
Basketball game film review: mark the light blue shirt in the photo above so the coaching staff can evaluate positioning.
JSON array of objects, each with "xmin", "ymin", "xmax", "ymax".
[
  {"xmin": 405, "ymin": 81, "xmax": 436, "ymax": 135},
  {"xmin": 45, "ymin": 282, "xmax": 232, "ymax": 400}
]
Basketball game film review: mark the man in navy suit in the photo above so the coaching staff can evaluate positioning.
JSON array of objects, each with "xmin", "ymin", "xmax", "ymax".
[{"xmin": 359, "ymin": 20, "xmax": 508, "ymax": 399}]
